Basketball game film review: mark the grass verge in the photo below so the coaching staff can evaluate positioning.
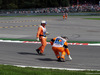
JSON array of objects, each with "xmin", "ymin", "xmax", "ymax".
[
  {"xmin": 84, "ymin": 18, "xmax": 100, "ymax": 20},
  {"xmin": 0, "ymin": 65, "xmax": 100, "ymax": 75},
  {"xmin": 0, "ymin": 15, "xmax": 100, "ymax": 17},
  {"xmin": 0, "ymin": 15, "xmax": 63, "ymax": 17},
  {"xmin": 0, "ymin": 38, "xmax": 100, "ymax": 43}
]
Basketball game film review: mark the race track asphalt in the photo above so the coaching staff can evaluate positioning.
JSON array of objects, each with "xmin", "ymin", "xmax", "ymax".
[
  {"xmin": 0, "ymin": 16, "xmax": 100, "ymax": 41},
  {"xmin": 0, "ymin": 42, "xmax": 100, "ymax": 70}
]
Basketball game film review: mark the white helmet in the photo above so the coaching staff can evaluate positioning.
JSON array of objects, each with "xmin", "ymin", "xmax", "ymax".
[
  {"xmin": 61, "ymin": 36, "xmax": 68, "ymax": 40},
  {"xmin": 41, "ymin": 20, "xmax": 47, "ymax": 24}
]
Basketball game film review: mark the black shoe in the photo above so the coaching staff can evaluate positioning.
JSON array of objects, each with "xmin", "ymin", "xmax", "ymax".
[
  {"xmin": 36, "ymin": 49, "xmax": 40, "ymax": 54},
  {"xmin": 39, "ymin": 53, "xmax": 45, "ymax": 56},
  {"xmin": 60, "ymin": 58, "xmax": 65, "ymax": 62},
  {"xmin": 57, "ymin": 57, "xmax": 61, "ymax": 61}
]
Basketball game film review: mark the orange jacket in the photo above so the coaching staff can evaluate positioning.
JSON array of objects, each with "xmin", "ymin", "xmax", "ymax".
[
  {"xmin": 50, "ymin": 37, "xmax": 68, "ymax": 48},
  {"xmin": 37, "ymin": 26, "xmax": 46, "ymax": 38}
]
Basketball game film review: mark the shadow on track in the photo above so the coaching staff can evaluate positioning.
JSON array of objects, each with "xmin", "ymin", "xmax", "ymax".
[
  {"xmin": 37, "ymin": 58, "xmax": 72, "ymax": 62},
  {"xmin": 37, "ymin": 58, "xmax": 56, "ymax": 61},
  {"xmin": 17, "ymin": 52, "xmax": 38, "ymax": 55}
]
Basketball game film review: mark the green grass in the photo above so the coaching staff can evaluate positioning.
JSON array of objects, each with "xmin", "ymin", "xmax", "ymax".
[
  {"xmin": 0, "ymin": 38, "xmax": 100, "ymax": 43},
  {"xmin": 84, "ymin": 18, "xmax": 100, "ymax": 20},
  {"xmin": 0, "ymin": 38, "xmax": 35, "ymax": 41},
  {"xmin": 0, "ymin": 65, "xmax": 100, "ymax": 75},
  {"xmin": 0, "ymin": 15, "xmax": 62, "ymax": 17},
  {"xmin": 0, "ymin": 15, "xmax": 100, "ymax": 17}
]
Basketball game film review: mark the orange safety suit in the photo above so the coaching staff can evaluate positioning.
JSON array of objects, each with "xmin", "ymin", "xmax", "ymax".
[
  {"xmin": 50, "ymin": 36, "xmax": 70, "ymax": 59},
  {"xmin": 65, "ymin": 13, "xmax": 68, "ymax": 19},
  {"xmin": 63, "ymin": 13, "xmax": 65, "ymax": 19},
  {"xmin": 36, "ymin": 25, "xmax": 47, "ymax": 53}
]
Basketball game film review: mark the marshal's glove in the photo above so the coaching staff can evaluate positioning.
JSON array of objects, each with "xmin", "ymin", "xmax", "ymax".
[
  {"xmin": 46, "ymin": 32, "xmax": 49, "ymax": 35},
  {"xmin": 36, "ymin": 37, "xmax": 39, "ymax": 41}
]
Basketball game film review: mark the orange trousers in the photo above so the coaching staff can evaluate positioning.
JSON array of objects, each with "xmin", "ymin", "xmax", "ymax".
[
  {"xmin": 63, "ymin": 15, "xmax": 65, "ymax": 19},
  {"xmin": 65, "ymin": 48, "xmax": 70, "ymax": 55},
  {"xmin": 66, "ymin": 16, "xmax": 67, "ymax": 19},
  {"xmin": 52, "ymin": 47, "xmax": 66, "ymax": 59},
  {"xmin": 52, "ymin": 47, "xmax": 70, "ymax": 59},
  {"xmin": 63, "ymin": 15, "xmax": 67, "ymax": 19},
  {"xmin": 38, "ymin": 37, "xmax": 47, "ymax": 53}
]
